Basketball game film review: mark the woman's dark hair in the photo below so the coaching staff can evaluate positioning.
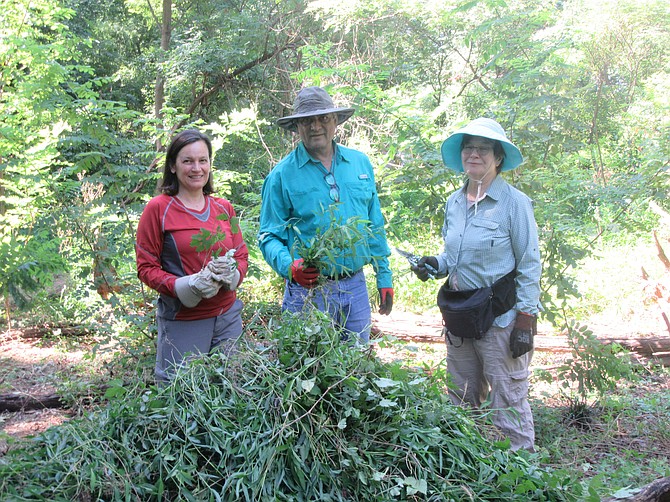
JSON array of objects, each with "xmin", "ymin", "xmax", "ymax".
[
  {"xmin": 461, "ymin": 135, "xmax": 506, "ymax": 173},
  {"xmin": 159, "ymin": 129, "xmax": 215, "ymax": 195}
]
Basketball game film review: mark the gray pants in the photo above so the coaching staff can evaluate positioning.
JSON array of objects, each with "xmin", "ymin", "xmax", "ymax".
[
  {"xmin": 446, "ymin": 318, "xmax": 535, "ymax": 451},
  {"xmin": 155, "ymin": 299, "xmax": 244, "ymax": 383}
]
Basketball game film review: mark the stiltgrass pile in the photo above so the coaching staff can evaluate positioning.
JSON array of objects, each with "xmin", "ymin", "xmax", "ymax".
[{"xmin": 0, "ymin": 309, "xmax": 579, "ymax": 501}]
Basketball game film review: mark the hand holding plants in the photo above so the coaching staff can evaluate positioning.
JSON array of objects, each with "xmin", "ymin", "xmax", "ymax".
[
  {"xmin": 290, "ymin": 258, "xmax": 320, "ymax": 288},
  {"xmin": 188, "ymin": 270, "xmax": 221, "ymax": 298},
  {"xmin": 207, "ymin": 249, "xmax": 240, "ymax": 290},
  {"xmin": 174, "ymin": 268, "xmax": 222, "ymax": 307}
]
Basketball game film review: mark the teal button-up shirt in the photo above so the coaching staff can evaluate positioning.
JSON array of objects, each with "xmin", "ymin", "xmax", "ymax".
[
  {"xmin": 258, "ymin": 142, "xmax": 392, "ymax": 289},
  {"xmin": 435, "ymin": 175, "xmax": 542, "ymax": 327}
]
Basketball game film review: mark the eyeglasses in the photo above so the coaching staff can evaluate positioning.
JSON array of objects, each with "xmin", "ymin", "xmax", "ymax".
[
  {"xmin": 297, "ymin": 114, "xmax": 334, "ymax": 127},
  {"xmin": 462, "ymin": 144, "xmax": 494, "ymax": 156},
  {"xmin": 324, "ymin": 173, "xmax": 340, "ymax": 202}
]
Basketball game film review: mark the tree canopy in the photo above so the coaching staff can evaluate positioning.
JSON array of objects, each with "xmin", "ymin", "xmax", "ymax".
[{"xmin": 1, "ymin": 0, "xmax": 668, "ymax": 320}]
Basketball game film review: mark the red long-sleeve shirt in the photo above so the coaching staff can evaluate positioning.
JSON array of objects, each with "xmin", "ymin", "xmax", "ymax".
[{"xmin": 135, "ymin": 194, "xmax": 249, "ymax": 321}]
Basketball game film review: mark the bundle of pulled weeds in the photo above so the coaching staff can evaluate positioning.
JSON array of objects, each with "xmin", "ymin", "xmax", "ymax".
[{"xmin": 0, "ymin": 309, "xmax": 578, "ymax": 501}]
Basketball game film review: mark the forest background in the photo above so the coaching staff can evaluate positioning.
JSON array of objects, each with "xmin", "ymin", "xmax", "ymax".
[
  {"xmin": 1, "ymin": 0, "xmax": 669, "ymax": 499},
  {"xmin": 2, "ymin": 0, "xmax": 669, "ymax": 324}
]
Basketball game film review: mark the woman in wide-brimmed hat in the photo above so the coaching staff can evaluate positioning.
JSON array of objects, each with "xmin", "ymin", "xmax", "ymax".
[
  {"xmin": 412, "ymin": 117, "xmax": 542, "ymax": 452},
  {"xmin": 258, "ymin": 86, "xmax": 394, "ymax": 344}
]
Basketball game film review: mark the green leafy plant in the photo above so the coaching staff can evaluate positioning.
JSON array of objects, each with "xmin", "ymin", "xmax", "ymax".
[
  {"xmin": 189, "ymin": 213, "xmax": 240, "ymax": 262},
  {"xmin": 0, "ymin": 308, "xmax": 581, "ymax": 501},
  {"xmin": 537, "ymin": 320, "xmax": 634, "ymax": 426},
  {"xmin": 291, "ymin": 205, "xmax": 378, "ymax": 283},
  {"xmin": 0, "ymin": 226, "xmax": 65, "ymax": 323}
]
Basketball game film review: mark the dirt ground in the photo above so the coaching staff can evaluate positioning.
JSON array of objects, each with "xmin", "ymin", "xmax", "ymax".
[
  {"xmin": 1, "ymin": 308, "xmax": 668, "ymax": 450},
  {"xmin": 0, "ymin": 329, "xmax": 104, "ymax": 445}
]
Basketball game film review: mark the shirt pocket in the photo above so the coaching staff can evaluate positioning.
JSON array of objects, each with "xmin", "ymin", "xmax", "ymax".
[
  {"xmin": 462, "ymin": 218, "xmax": 502, "ymax": 251},
  {"xmin": 344, "ymin": 181, "xmax": 373, "ymax": 214},
  {"xmin": 290, "ymin": 188, "xmax": 332, "ymax": 220}
]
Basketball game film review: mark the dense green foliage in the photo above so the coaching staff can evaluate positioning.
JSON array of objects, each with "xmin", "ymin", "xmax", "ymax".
[
  {"xmin": 1, "ymin": 0, "xmax": 668, "ymax": 322},
  {"xmin": 0, "ymin": 310, "xmax": 579, "ymax": 500}
]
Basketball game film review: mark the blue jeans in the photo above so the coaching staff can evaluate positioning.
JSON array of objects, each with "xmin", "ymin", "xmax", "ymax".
[{"xmin": 282, "ymin": 270, "xmax": 372, "ymax": 343}]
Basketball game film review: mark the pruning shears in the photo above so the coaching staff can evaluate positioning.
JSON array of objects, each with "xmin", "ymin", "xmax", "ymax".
[{"xmin": 394, "ymin": 247, "xmax": 438, "ymax": 279}]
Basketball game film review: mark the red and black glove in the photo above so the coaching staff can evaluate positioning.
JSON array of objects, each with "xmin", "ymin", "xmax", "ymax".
[
  {"xmin": 509, "ymin": 312, "xmax": 537, "ymax": 358},
  {"xmin": 290, "ymin": 259, "xmax": 320, "ymax": 288},
  {"xmin": 378, "ymin": 288, "xmax": 394, "ymax": 315}
]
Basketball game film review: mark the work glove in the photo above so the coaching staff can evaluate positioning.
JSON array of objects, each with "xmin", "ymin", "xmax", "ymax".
[
  {"xmin": 174, "ymin": 269, "xmax": 221, "ymax": 308},
  {"xmin": 207, "ymin": 251, "xmax": 240, "ymax": 291},
  {"xmin": 509, "ymin": 312, "xmax": 537, "ymax": 358},
  {"xmin": 290, "ymin": 258, "xmax": 320, "ymax": 288},
  {"xmin": 411, "ymin": 256, "xmax": 438, "ymax": 282},
  {"xmin": 378, "ymin": 288, "xmax": 394, "ymax": 315}
]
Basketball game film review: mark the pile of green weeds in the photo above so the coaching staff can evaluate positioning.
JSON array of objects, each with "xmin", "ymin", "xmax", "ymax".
[{"xmin": 0, "ymin": 309, "xmax": 579, "ymax": 501}]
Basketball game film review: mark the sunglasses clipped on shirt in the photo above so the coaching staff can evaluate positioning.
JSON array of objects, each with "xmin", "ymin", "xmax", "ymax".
[{"xmin": 324, "ymin": 173, "xmax": 340, "ymax": 202}]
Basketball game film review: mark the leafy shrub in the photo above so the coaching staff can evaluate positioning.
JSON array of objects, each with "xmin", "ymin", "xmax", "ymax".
[
  {"xmin": 536, "ymin": 321, "xmax": 635, "ymax": 426},
  {"xmin": 0, "ymin": 308, "xmax": 579, "ymax": 501},
  {"xmin": 291, "ymin": 205, "xmax": 377, "ymax": 281}
]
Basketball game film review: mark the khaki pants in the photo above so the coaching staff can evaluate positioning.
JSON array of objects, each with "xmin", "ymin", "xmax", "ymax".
[{"xmin": 446, "ymin": 318, "xmax": 535, "ymax": 451}]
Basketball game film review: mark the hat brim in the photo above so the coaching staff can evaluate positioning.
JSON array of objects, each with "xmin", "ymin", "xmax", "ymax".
[
  {"xmin": 440, "ymin": 124, "xmax": 524, "ymax": 172},
  {"xmin": 276, "ymin": 107, "xmax": 355, "ymax": 132}
]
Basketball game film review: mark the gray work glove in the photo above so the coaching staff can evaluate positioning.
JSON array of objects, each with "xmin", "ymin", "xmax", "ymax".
[
  {"xmin": 207, "ymin": 251, "xmax": 240, "ymax": 291},
  {"xmin": 174, "ymin": 269, "xmax": 221, "ymax": 308},
  {"xmin": 509, "ymin": 312, "xmax": 537, "ymax": 358}
]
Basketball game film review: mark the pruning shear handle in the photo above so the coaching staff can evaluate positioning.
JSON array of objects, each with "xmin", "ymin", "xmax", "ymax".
[{"xmin": 394, "ymin": 247, "xmax": 438, "ymax": 279}]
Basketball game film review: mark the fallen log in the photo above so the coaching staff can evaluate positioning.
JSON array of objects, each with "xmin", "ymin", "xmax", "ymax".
[
  {"xmin": 604, "ymin": 476, "xmax": 670, "ymax": 502},
  {"xmin": 0, "ymin": 385, "xmax": 112, "ymax": 413},
  {"xmin": 2, "ymin": 325, "xmax": 91, "ymax": 339},
  {"xmin": 371, "ymin": 312, "xmax": 670, "ymax": 365},
  {"xmin": 0, "ymin": 392, "xmax": 64, "ymax": 413}
]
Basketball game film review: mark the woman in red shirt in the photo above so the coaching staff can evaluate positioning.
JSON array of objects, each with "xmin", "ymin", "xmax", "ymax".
[{"xmin": 135, "ymin": 129, "xmax": 249, "ymax": 383}]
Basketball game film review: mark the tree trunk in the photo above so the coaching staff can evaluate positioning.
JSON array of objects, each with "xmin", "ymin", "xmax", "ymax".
[{"xmin": 154, "ymin": 0, "xmax": 171, "ymax": 125}]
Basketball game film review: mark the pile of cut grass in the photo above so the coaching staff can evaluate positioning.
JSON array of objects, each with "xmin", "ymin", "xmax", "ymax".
[{"xmin": 0, "ymin": 309, "xmax": 579, "ymax": 501}]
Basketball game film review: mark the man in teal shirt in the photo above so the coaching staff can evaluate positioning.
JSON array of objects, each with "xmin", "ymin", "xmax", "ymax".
[{"xmin": 258, "ymin": 86, "xmax": 393, "ymax": 343}]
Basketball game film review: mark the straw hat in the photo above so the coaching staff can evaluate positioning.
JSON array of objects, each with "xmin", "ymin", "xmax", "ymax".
[
  {"xmin": 440, "ymin": 118, "xmax": 524, "ymax": 172},
  {"xmin": 276, "ymin": 86, "xmax": 355, "ymax": 132}
]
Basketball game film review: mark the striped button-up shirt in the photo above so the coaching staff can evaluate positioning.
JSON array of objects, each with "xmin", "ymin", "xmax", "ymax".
[{"xmin": 434, "ymin": 175, "xmax": 542, "ymax": 327}]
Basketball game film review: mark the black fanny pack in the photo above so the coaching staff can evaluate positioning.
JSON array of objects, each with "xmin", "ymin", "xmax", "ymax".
[{"xmin": 437, "ymin": 269, "xmax": 516, "ymax": 340}]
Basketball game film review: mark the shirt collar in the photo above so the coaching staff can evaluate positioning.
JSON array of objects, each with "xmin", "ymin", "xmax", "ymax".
[
  {"xmin": 296, "ymin": 141, "xmax": 349, "ymax": 168},
  {"xmin": 485, "ymin": 175, "xmax": 506, "ymax": 201},
  {"xmin": 461, "ymin": 174, "xmax": 505, "ymax": 201}
]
